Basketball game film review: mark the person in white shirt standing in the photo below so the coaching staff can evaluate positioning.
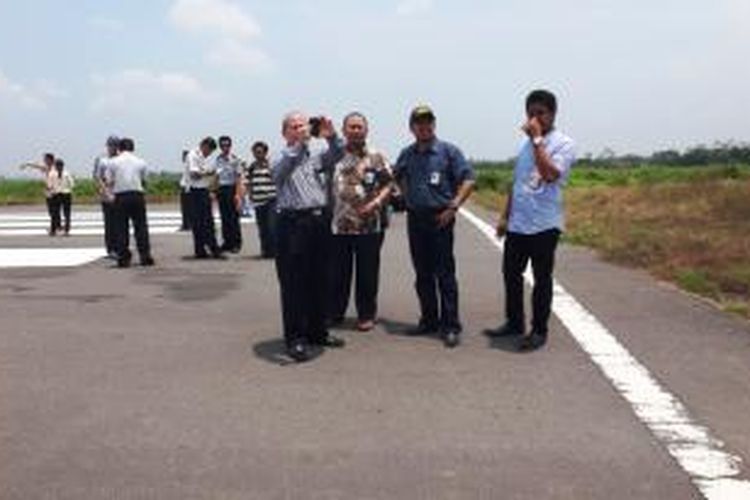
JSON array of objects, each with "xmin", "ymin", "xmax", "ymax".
[
  {"xmin": 185, "ymin": 137, "xmax": 223, "ymax": 259},
  {"xmin": 105, "ymin": 137, "xmax": 155, "ymax": 268},
  {"xmin": 19, "ymin": 153, "xmax": 57, "ymax": 236},
  {"xmin": 93, "ymin": 136, "xmax": 119, "ymax": 256},
  {"xmin": 49, "ymin": 159, "xmax": 75, "ymax": 236}
]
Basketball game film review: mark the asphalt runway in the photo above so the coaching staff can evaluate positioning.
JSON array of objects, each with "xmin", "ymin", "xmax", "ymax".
[{"xmin": 1, "ymin": 205, "xmax": 749, "ymax": 499}]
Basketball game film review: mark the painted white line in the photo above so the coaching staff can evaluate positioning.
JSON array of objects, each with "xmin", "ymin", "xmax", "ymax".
[
  {"xmin": 0, "ymin": 227, "xmax": 182, "ymax": 237},
  {"xmin": 459, "ymin": 207, "xmax": 750, "ymax": 499},
  {"xmin": 0, "ymin": 248, "xmax": 106, "ymax": 268}
]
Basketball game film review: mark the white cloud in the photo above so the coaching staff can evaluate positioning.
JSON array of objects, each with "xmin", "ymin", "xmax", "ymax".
[
  {"xmin": 169, "ymin": 0, "xmax": 271, "ymax": 74},
  {"xmin": 396, "ymin": 0, "xmax": 434, "ymax": 16},
  {"xmin": 206, "ymin": 38, "xmax": 272, "ymax": 73},
  {"xmin": 90, "ymin": 69, "xmax": 220, "ymax": 112},
  {"xmin": 0, "ymin": 71, "xmax": 66, "ymax": 110},
  {"xmin": 169, "ymin": 0, "xmax": 261, "ymax": 39}
]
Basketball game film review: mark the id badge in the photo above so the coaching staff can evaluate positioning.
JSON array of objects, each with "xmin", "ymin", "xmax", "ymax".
[
  {"xmin": 429, "ymin": 172, "xmax": 441, "ymax": 186},
  {"xmin": 364, "ymin": 171, "xmax": 376, "ymax": 186}
]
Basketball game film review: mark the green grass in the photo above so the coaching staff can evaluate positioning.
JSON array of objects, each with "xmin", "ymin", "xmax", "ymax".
[
  {"xmin": 474, "ymin": 163, "xmax": 750, "ymax": 320},
  {"xmin": 474, "ymin": 163, "xmax": 750, "ymax": 192},
  {"xmin": 0, "ymin": 173, "xmax": 182, "ymax": 205}
]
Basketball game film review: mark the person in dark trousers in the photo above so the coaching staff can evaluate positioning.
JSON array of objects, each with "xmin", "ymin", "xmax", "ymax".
[
  {"xmin": 105, "ymin": 138, "xmax": 155, "ymax": 268},
  {"xmin": 93, "ymin": 136, "xmax": 119, "ymax": 256},
  {"xmin": 185, "ymin": 137, "xmax": 224, "ymax": 259},
  {"xmin": 328, "ymin": 112, "xmax": 394, "ymax": 332},
  {"xmin": 49, "ymin": 159, "xmax": 75, "ymax": 236},
  {"xmin": 19, "ymin": 153, "xmax": 57, "ymax": 235},
  {"xmin": 179, "ymin": 149, "xmax": 192, "ymax": 231},
  {"xmin": 394, "ymin": 105, "xmax": 476, "ymax": 348},
  {"xmin": 244, "ymin": 141, "xmax": 277, "ymax": 258},
  {"xmin": 485, "ymin": 89, "xmax": 576, "ymax": 351},
  {"xmin": 214, "ymin": 136, "xmax": 244, "ymax": 253},
  {"xmin": 272, "ymin": 111, "xmax": 347, "ymax": 363}
]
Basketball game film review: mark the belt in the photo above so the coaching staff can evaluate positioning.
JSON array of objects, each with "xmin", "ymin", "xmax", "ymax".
[{"xmin": 280, "ymin": 207, "xmax": 326, "ymax": 218}]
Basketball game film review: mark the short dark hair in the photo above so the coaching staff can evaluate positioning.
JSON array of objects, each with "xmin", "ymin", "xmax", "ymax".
[
  {"xmin": 201, "ymin": 137, "xmax": 217, "ymax": 151},
  {"xmin": 343, "ymin": 111, "xmax": 368, "ymax": 127},
  {"xmin": 119, "ymin": 138, "xmax": 135, "ymax": 152},
  {"xmin": 218, "ymin": 135, "xmax": 232, "ymax": 147},
  {"xmin": 44, "ymin": 153, "xmax": 55, "ymax": 162},
  {"xmin": 526, "ymin": 89, "xmax": 557, "ymax": 114},
  {"xmin": 252, "ymin": 141, "xmax": 268, "ymax": 153},
  {"xmin": 54, "ymin": 159, "xmax": 64, "ymax": 168}
]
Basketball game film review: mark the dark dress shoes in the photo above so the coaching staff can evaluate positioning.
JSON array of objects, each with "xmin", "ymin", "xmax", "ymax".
[{"xmin": 518, "ymin": 331, "xmax": 548, "ymax": 352}]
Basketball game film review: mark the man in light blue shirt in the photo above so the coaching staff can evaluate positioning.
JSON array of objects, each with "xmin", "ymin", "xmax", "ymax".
[
  {"xmin": 272, "ymin": 111, "xmax": 346, "ymax": 363},
  {"xmin": 215, "ymin": 136, "xmax": 245, "ymax": 253},
  {"xmin": 486, "ymin": 89, "xmax": 576, "ymax": 351}
]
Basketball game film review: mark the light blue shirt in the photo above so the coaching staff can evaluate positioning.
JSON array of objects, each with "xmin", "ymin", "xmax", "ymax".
[
  {"xmin": 508, "ymin": 129, "xmax": 576, "ymax": 234},
  {"xmin": 272, "ymin": 137, "xmax": 344, "ymax": 211},
  {"xmin": 215, "ymin": 153, "xmax": 244, "ymax": 187}
]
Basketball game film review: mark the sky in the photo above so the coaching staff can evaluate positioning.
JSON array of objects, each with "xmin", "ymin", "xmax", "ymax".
[{"xmin": 1, "ymin": 0, "xmax": 749, "ymax": 176}]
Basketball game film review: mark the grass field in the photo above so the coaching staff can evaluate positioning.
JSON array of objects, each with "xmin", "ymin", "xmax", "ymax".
[
  {"xmin": 474, "ymin": 164, "xmax": 750, "ymax": 319},
  {"xmin": 0, "ymin": 173, "xmax": 182, "ymax": 205}
]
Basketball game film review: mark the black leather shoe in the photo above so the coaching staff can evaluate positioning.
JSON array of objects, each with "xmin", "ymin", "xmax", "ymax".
[
  {"xmin": 313, "ymin": 335, "xmax": 346, "ymax": 349},
  {"xmin": 408, "ymin": 321, "xmax": 439, "ymax": 336},
  {"xmin": 444, "ymin": 330, "xmax": 460, "ymax": 348},
  {"xmin": 518, "ymin": 331, "xmax": 548, "ymax": 352},
  {"xmin": 117, "ymin": 257, "xmax": 131, "ymax": 268},
  {"xmin": 484, "ymin": 323, "xmax": 523, "ymax": 338},
  {"xmin": 211, "ymin": 252, "xmax": 228, "ymax": 260},
  {"xmin": 287, "ymin": 342, "xmax": 310, "ymax": 363},
  {"xmin": 140, "ymin": 256, "xmax": 155, "ymax": 267}
]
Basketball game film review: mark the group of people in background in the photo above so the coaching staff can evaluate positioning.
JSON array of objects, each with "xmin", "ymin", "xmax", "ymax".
[
  {"xmin": 20, "ymin": 153, "xmax": 75, "ymax": 236},
  {"xmin": 178, "ymin": 136, "xmax": 277, "ymax": 260},
  {"xmin": 19, "ymin": 89, "xmax": 575, "ymax": 361}
]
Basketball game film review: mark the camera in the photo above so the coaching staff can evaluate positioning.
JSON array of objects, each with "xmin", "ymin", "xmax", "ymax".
[{"xmin": 309, "ymin": 117, "xmax": 323, "ymax": 138}]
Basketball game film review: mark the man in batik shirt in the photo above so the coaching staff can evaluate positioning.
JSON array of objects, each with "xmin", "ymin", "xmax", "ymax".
[{"xmin": 329, "ymin": 112, "xmax": 394, "ymax": 332}]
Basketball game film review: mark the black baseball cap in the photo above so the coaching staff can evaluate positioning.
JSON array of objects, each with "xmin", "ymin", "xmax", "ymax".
[{"xmin": 409, "ymin": 105, "xmax": 436, "ymax": 124}]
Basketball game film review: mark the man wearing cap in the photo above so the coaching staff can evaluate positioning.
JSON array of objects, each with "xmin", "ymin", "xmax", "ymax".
[
  {"xmin": 272, "ymin": 111, "xmax": 346, "ymax": 363},
  {"xmin": 215, "ymin": 136, "xmax": 245, "ymax": 253},
  {"xmin": 92, "ymin": 136, "xmax": 119, "ymax": 257},
  {"xmin": 185, "ymin": 137, "xmax": 224, "ymax": 259},
  {"xmin": 486, "ymin": 89, "xmax": 576, "ymax": 351},
  {"xmin": 394, "ymin": 105, "xmax": 475, "ymax": 348}
]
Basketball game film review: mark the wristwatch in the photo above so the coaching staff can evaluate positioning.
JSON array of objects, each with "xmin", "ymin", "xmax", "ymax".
[{"xmin": 532, "ymin": 136, "xmax": 544, "ymax": 147}]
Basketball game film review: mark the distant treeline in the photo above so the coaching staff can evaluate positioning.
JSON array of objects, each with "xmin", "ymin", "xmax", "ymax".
[{"xmin": 474, "ymin": 141, "xmax": 750, "ymax": 170}]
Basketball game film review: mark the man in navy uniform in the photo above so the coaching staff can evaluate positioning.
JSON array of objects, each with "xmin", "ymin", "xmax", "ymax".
[{"xmin": 394, "ymin": 105, "xmax": 475, "ymax": 348}]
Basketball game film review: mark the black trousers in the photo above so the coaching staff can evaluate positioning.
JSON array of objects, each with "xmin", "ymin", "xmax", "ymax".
[
  {"xmin": 503, "ymin": 229, "xmax": 561, "ymax": 335},
  {"xmin": 113, "ymin": 191, "xmax": 151, "ymax": 262},
  {"xmin": 49, "ymin": 194, "xmax": 71, "ymax": 234},
  {"xmin": 275, "ymin": 209, "xmax": 331, "ymax": 347},
  {"xmin": 180, "ymin": 189, "xmax": 192, "ymax": 230},
  {"xmin": 45, "ymin": 197, "xmax": 55, "ymax": 234},
  {"xmin": 218, "ymin": 185, "xmax": 242, "ymax": 251},
  {"xmin": 189, "ymin": 188, "xmax": 220, "ymax": 257},
  {"xmin": 407, "ymin": 210, "xmax": 461, "ymax": 332},
  {"xmin": 329, "ymin": 232, "xmax": 385, "ymax": 322},
  {"xmin": 101, "ymin": 201, "xmax": 116, "ymax": 253},
  {"xmin": 254, "ymin": 199, "xmax": 277, "ymax": 258}
]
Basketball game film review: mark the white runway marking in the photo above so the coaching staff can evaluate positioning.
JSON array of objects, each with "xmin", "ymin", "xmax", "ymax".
[
  {"xmin": 0, "ymin": 248, "xmax": 106, "ymax": 268},
  {"xmin": 0, "ymin": 210, "xmax": 254, "ymax": 237},
  {"xmin": 460, "ymin": 208, "xmax": 750, "ymax": 499}
]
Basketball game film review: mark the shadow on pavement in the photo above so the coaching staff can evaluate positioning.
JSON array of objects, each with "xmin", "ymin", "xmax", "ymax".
[
  {"xmin": 483, "ymin": 329, "xmax": 525, "ymax": 353},
  {"xmin": 379, "ymin": 317, "xmax": 444, "ymax": 344}
]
